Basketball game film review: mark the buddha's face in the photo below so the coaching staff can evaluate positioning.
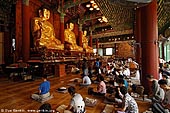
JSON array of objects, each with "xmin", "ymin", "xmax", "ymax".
[
  {"xmin": 42, "ymin": 8, "xmax": 50, "ymax": 20},
  {"xmin": 83, "ymin": 31, "xmax": 87, "ymax": 36},
  {"xmin": 69, "ymin": 23, "xmax": 74, "ymax": 30}
]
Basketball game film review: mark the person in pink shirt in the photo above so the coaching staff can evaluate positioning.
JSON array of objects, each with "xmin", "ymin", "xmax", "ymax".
[{"xmin": 92, "ymin": 76, "xmax": 106, "ymax": 96}]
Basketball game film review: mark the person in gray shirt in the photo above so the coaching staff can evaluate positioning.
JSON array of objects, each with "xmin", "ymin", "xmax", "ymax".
[{"xmin": 146, "ymin": 74, "xmax": 165, "ymax": 103}]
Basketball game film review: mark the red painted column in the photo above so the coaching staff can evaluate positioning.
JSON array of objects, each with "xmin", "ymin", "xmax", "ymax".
[
  {"xmin": 60, "ymin": 13, "xmax": 65, "ymax": 44},
  {"xmin": 141, "ymin": 0, "xmax": 159, "ymax": 92},
  {"xmin": 89, "ymin": 30, "xmax": 93, "ymax": 47},
  {"xmin": 22, "ymin": 0, "xmax": 30, "ymax": 62},
  {"xmin": 78, "ymin": 24, "xmax": 83, "ymax": 47},
  {"xmin": 135, "ymin": 8, "xmax": 141, "ymax": 64}
]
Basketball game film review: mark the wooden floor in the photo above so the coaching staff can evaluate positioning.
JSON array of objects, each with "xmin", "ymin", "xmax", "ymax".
[{"xmin": 0, "ymin": 74, "xmax": 151, "ymax": 113}]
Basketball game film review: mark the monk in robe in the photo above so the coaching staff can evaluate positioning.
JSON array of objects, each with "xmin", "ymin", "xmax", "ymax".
[
  {"xmin": 82, "ymin": 30, "xmax": 93, "ymax": 53},
  {"xmin": 31, "ymin": 7, "xmax": 64, "ymax": 50},
  {"xmin": 64, "ymin": 23, "xmax": 83, "ymax": 52}
]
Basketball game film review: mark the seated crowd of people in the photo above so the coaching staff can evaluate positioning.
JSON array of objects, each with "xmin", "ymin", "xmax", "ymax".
[{"xmin": 33, "ymin": 58, "xmax": 170, "ymax": 113}]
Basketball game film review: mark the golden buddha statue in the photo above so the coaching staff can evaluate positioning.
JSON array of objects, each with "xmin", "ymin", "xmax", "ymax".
[
  {"xmin": 82, "ymin": 30, "xmax": 93, "ymax": 53},
  {"xmin": 64, "ymin": 23, "xmax": 83, "ymax": 52},
  {"xmin": 31, "ymin": 7, "xmax": 64, "ymax": 50}
]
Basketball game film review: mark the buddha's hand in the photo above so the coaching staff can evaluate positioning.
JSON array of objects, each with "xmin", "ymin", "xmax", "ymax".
[{"xmin": 37, "ymin": 21, "xmax": 42, "ymax": 27}]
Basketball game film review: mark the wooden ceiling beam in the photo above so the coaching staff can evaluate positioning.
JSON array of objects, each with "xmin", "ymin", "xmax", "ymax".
[
  {"xmin": 64, "ymin": 0, "xmax": 90, "ymax": 10},
  {"xmin": 92, "ymin": 29, "xmax": 133, "ymax": 38}
]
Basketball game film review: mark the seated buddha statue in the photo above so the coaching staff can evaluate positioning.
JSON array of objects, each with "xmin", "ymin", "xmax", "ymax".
[
  {"xmin": 31, "ymin": 7, "xmax": 64, "ymax": 50},
  {"xmin": 82, "ymin": 30, "xmax": 93, "ymax": 53},
  {"xmin": 64, "ymin": 23, "xmax": 83, "ymax": 52}
]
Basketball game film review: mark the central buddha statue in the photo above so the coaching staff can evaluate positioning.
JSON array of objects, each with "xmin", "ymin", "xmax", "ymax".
[
  {"xmin": 82, "ymin": 30, "xmax": 93, "ymax": 53},
  {"xmin": 31, "ymin": 7, "xmax": 64, "ymax": 50},
  {"xmin": 64, "ymin": 23, "xmax": 83, "ymax": 52}
]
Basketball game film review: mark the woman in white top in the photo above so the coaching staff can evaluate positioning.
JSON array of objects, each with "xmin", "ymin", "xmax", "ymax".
[
  {"xmin": 80, "ymin": 75, "xmax": 91, "ymax": 86},
  {"xmin": 67, "ymin": 86, "xmax": 85, "ymax": 113}
]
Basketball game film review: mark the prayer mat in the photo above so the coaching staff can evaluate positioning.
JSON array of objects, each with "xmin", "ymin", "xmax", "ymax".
[
  {"xmin": 39, "ymin": 95, "xmax": 53, "ymax": 103},
  {"xmin": 67, "ymin": 83, "xmax": 76, "ymax": 87},
  {"xmin": 101, "ymin": 104, "xmax": 114, "ymax": 113}
]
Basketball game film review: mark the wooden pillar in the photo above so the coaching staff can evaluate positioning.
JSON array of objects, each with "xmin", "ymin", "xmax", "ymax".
[
  {"xmin": 55, "ymin": 64, "xmax": 66, "ymax": 77},
  {"xmin": 89, "ymin": 30, "xmax": 93, "ymax": 47},
  {"xmin": 22, "ymin": 0, "xmax": 30, "ymax": 62},
  {"xmin": 78, "ymin": 24, "xmax": 83, "ymax": 47},
  {"xmin": 135, "ymin": 8, "xmax": 141, "ymax": 64},
  {"xmin": 141, "ymin": 0, "xmax": 159, "ymax": 92},
  {"xmin": 60, "ymin": 13, "xmax": 65, "ymax": 44}
]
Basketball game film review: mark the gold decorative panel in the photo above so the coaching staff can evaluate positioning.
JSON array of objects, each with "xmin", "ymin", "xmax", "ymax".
[{"xmin": 117, "ymin": 42, "xmax": 134, "ymax": 58}]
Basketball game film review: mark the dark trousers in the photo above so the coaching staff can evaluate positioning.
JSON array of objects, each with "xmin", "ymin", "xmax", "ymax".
[
  {"xmin": 92, "ymin": 91, "xmax": 105, "ymax": 96},
  {"xmin": 152, "ymin": 103, "xmax": 169, "ymax": 113}
]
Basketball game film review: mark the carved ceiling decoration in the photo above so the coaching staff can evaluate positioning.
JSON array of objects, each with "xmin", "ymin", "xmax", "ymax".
[
  {"xmin": 95, "ymin": 0, "xmax": 134, "ymax": 31},
  {"xmin": 108, "ymin": 0, "xmax": 153, "ymax": 7},
  {"xmin": 157, "ymin": 0, "xmax": 170, "ymax": 33}
]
